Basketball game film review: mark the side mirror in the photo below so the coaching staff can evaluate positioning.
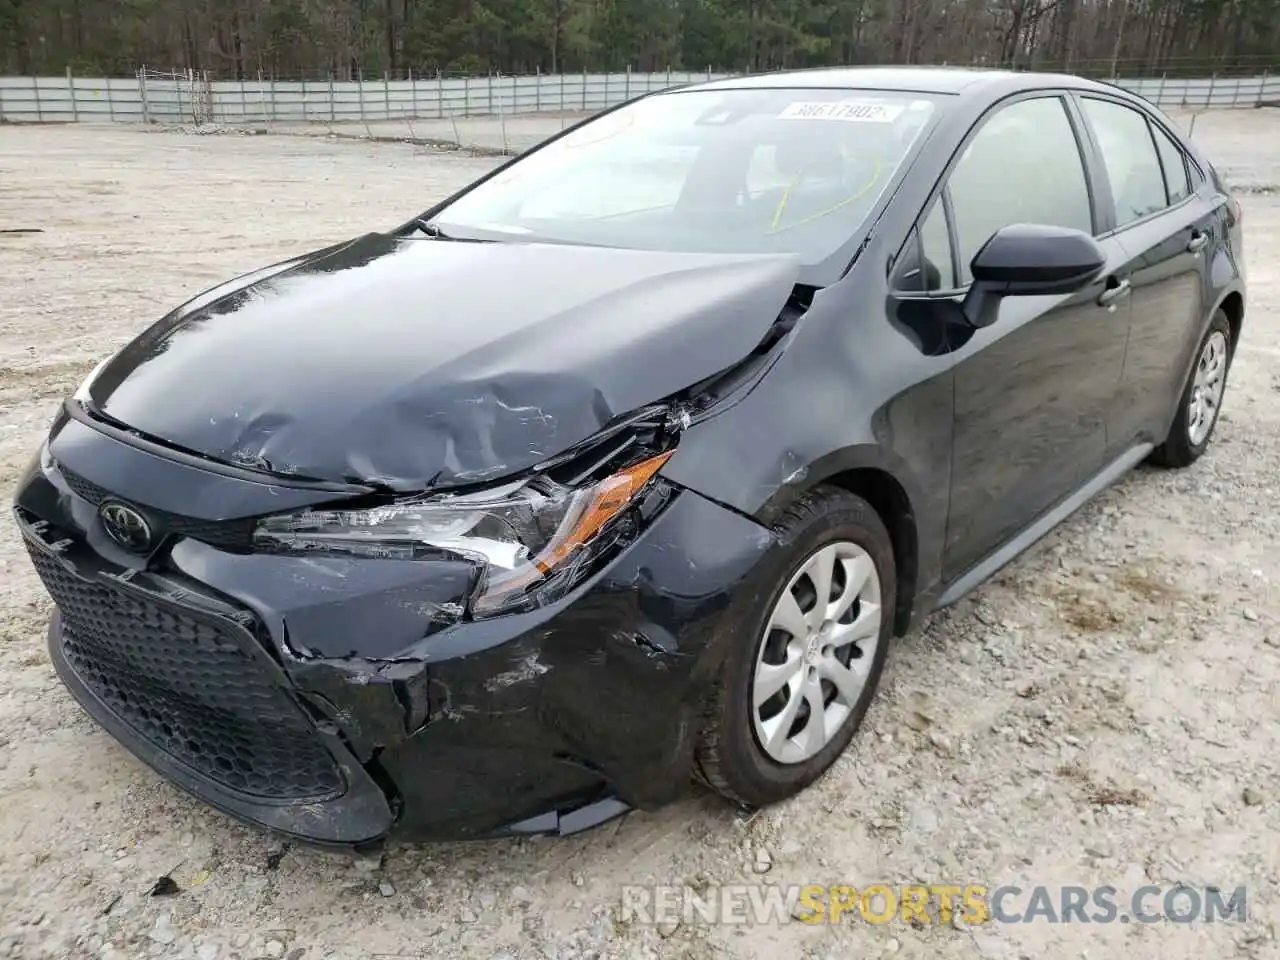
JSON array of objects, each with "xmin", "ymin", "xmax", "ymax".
[{"xmin": 961, "ymin": 223, "xmax": 1107, "ymax": 328}]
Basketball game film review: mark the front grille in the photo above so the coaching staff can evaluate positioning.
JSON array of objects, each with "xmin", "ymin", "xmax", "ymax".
[
  {"xmin": 26, "ymin": 543, "xmax": 343, "ymax": 801},
  {"xmin": 58, "ymin": 464, "xmax": 254, "ymax": 550}
]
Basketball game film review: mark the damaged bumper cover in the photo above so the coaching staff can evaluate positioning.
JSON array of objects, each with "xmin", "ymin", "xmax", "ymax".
[{"xmin": 13, "ymin": 418, "xmax": 775, "ymax": 846}]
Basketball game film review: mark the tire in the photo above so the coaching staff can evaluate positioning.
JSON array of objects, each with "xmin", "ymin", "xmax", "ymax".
[
  {"xmin": 695, "ymin": 485, "xmax": 895, "ymax": 808},
  {"xmin": 1150, "ymin": 310, "xmax": 1233, "ymax": 468}
]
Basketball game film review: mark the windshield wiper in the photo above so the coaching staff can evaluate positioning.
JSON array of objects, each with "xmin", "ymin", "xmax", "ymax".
[
  {"xmin": 411, "ymin": 218, "xmax": 497, "ymax": 243},
  {"xmin": 413, "ymin": 218, "xmax": 456, "ymax": 239}
]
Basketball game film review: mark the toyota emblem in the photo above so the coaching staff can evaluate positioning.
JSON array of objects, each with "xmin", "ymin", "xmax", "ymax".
[{"xmin": 99, "ymin": 501, "xmax": 153, "ymax": 553}]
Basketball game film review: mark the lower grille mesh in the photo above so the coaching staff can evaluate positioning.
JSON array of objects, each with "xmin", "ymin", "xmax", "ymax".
[{"xmin": 27, "ymin": 543, "xmax": 343, "ymax": 801}]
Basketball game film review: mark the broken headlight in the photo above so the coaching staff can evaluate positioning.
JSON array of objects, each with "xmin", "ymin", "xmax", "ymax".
[{"xmin": 252, "ymin": 452, "xmax": 672, "ymax": 617}]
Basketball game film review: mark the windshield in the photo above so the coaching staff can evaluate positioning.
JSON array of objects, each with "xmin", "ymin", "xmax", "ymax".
[{"xmin": 429, "ymin": 88, "xmax": 941, "ymax": 267}]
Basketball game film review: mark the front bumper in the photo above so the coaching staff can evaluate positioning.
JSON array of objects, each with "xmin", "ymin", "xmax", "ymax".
[{"xmin": 14, "ymin": 417, "xmax": 774, "ymax": 845}]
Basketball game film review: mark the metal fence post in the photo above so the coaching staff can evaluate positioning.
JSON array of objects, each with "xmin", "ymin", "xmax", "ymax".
[
  {"xmin": 358, "ymin": 68, "xmax": 365, "ymax": 122},
  {"xmin": 1207, "ymin": 72, "xmax": 1217, "ymax": 109},
  {"xmin": 1263, "ymin": 69, "xmax": 1271, "ymax": 107},
  {"xmin": 625, "ymin": 65, "xmax": 631, "ymax": 100},
  {"xmin": 300, "ymin": 76, "xmax": 307, "ymax": 122},
  {"xmin": 384, "ymin": 70, "xmax": 390, "ymax": 119},
  {"xmin": 138, "ymin": 67, "xmax": 150, "ymax": 124},
  {"xmin": 66, "ymin": 66, "xmax": 77, "ymax": 121},
  {"xmin": 536, "ymin": 67, "xmax": 541, "ymax": 112},
  {"xmin": 1157, "ymin": 72, "xmax": 1167, "ymax": 107},
  {"xmin": 582, "ymin": 68, "xmax": 587, "ymax": 110},
  {"xmin": 560, "ymin": 70, "xmax": 565, "ymax": 111},
  {"xmin": 463, "ymin": 74, "xmax": 470, "ymax": 115},
  {"xmin": 438, "ymin": 71, "xmax": 444, "ymax": 119},
  {"xmin": 31, "ymin": 75, "xmax": 40, "ymax": 121}
]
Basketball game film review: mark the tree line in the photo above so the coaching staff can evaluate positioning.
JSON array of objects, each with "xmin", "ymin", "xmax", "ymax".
[{"xmin": 3, "ymin": 0, "xmax": 1279, "ymax": 80}]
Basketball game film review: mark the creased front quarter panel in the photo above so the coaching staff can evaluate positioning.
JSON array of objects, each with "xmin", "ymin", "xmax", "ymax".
[{"xmin": 660, "ymin": 249, "xmax": 955, "ymax": 617}]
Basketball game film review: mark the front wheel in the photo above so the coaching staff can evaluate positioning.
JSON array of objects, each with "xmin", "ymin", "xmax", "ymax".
[
  {"xmin": 1150, "ymin": 310, "xmax": 1233, "ymax": 468},
  {"xmin": 695, "ymin": 486, "xmax": 895, "ymax": 808}
]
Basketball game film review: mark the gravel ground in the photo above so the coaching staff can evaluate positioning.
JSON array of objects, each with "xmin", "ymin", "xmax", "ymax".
[{"xmin": 1, "ymin": 111, "xmax": 1279, "ymax": 960}]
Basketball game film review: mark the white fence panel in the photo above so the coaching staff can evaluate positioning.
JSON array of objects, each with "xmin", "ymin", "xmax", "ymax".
[{"xmin": 2, "ymin": 70, "xmax": 1277, "ymax": 124}]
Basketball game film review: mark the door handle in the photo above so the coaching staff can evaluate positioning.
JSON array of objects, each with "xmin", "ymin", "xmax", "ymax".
[
  {"xmin": 1187, "ymin": 231, "xmax": 1209, "ymax": 254},
  {"xmin": 1097, "ymin": 277, "xmax": 1131, "ymax": 307}
]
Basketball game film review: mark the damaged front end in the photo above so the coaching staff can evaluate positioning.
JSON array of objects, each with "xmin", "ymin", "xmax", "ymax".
[{"xmin": 16, "ymin": 259, "xmax": 817, "ymax": 845}]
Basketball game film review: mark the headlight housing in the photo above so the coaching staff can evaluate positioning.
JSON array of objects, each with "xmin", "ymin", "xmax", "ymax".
[{"xmin": 252, "ymin": 452, "xmax": 672, "ymax": 617}]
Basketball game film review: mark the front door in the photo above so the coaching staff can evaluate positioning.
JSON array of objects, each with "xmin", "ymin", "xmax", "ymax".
[{"xmin": 935, "ymin": 94, "xmax": 1133, "ymax": 583}]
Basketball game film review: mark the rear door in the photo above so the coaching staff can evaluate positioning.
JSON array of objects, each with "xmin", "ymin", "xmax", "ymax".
[
  {"xmin": 902, "ymin": 94, "xmax": 1134, "ymax": 584},
  {"xmin": 1072, "ymin": 94, "xmax": 1220, "ymax": 449}
]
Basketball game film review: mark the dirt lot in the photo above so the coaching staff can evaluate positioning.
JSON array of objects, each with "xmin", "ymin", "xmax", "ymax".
[{"xmin": 1, "ymin": 111, "xmax": 1279, "ymax": 960}]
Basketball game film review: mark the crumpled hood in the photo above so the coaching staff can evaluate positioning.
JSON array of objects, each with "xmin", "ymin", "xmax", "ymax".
[{"xmin": 87, "ymin": 233, "xmax": 801, "ymax": 489}]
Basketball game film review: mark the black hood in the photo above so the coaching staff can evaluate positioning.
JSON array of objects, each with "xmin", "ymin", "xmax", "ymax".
[{"xmin": 86, "ymin": 233, "xmax": 801, "ymax": 490}]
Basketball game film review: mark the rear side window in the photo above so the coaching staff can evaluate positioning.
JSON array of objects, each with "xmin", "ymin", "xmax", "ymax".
[
  {"xmin": 1080, "ymin": 97, "xmax": 1168, "ymax": 227},
  {"xmin": 1150, "ymin": 124, "xmax": 1191, "ymax": 203},
  {"xmin": 948, "ymin": 96, "xmax": 1093, "ymax": 285}
]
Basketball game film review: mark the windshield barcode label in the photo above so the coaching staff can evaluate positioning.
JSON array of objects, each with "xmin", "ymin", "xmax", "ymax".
[{"xmin": 778, "ymin": 101, "xmax": 905, "ymax": 123}]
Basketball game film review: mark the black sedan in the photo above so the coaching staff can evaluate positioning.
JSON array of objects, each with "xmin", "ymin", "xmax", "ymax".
[{"xmin": 13, "ymin": 66, "xmax": 1244, "ymax": 846}]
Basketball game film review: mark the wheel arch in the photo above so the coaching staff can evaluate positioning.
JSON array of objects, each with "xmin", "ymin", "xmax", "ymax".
[
  {"xmin": 1217, "ymin": 289, "xmax": 1244, "ymax": 356},
  {"xmin": 755, "ymin": 446, "xmax": 927, "ymax": 639}
]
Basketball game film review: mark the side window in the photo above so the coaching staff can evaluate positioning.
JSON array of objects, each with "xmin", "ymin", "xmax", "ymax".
[
  {"xmin": 892, "ymin": 200, "xmax": 955, "ymax": 293},
  {"xmin": 1150, "ymin": 123, "xmax": 1191, "ymax": 203},
  {"xmin": 1080, "ymin": 97, "xmax": 1168, "ymax": 226},
  {"xmin": 948, "ymin": 97, "xmax": 1093, "ymax": 285}
]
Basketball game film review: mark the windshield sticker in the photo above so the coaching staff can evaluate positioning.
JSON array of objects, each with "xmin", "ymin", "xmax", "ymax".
[{"xmin": 778, "ymin": 101, "xmax": 906, "ymax": 123}]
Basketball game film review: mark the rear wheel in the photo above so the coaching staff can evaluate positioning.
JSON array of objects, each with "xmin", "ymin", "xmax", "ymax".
[
  {"xmin": 696, "ymin": 486, "xmax": 894, "ymax": 808},
  {"xmin": 1150, "ymin": 310, "xmax": 1233, "ymax": 468}
]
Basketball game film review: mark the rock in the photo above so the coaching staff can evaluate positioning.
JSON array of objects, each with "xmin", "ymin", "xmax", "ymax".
[
  {"xmin": 459, "ymin": 906, "xmax": 479, "ymax": 923},
  {"xmin": 959, "ymin": 647, "xmax": 980, "ymax": 666},
  {"xmin": 264, "ymin": 941, "xmax": 285, "ymax": 959},
  {"xmin": 477, "ymin": 889, "xmax": 498, "ymax": 911},
  {"xmin": 656, "ymin": 919, "xmax": 680, "ymax": 938},
  {"xmin": 509, "ymin": 886, "xmax": 534, "ymax": 905},
  {"xmin": 910, "ymin": 806, "xmax": 939, "ymax": 833},
  {"xmin": 753, "ymin": 848, "xmax": 772, "ymax": 874},
  {"xmin": 231, "ymin": 933, "xmax": 251, "ymax": 949},
  {"xmin": 779, "ymin": 838, "xmax": 803, "ymax": 858},
  {"xmin": 1265, "ymin": 634, "xmax": 1280, "ymax": 648},
  {"xmin": 928, "ymin": 731, "xmax": 955, "ymax": 756},
  {"xmin": 1243, "ymin": 608, "xmax": 1259, "ymax": 622},
  {"xmin": 378, "ymin": 881, "xmax": 395, "ymax": 897},
  {"xmin": 197, "ymin": 944, "xmax": 220, "ymax": 960},
  {"xmin": 148, "ymin": 916, "xmax": 176, "ymax": 946},
  {"xmin": 1243, "ymin": 787, "xmax": 1265, "ymax": 807},
  {"xmin": 571, "ymin": 871, "xmax": 585, "ymax": 887},
  {"xmin": 885, "ymin": 938, "xmax": 901, "ymax": 954},
  {"xmin": 905, "ymin": 711, "xmax": 932, "ymax": 732},
  {"xmin": 352, "ymin": 855, "xmax": 382, "ymax": 873}
]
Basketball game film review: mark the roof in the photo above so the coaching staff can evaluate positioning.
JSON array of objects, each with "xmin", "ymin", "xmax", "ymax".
[{"xmin": 682, "ymin": 65, "xmax": 1104, "ymax": 97}]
